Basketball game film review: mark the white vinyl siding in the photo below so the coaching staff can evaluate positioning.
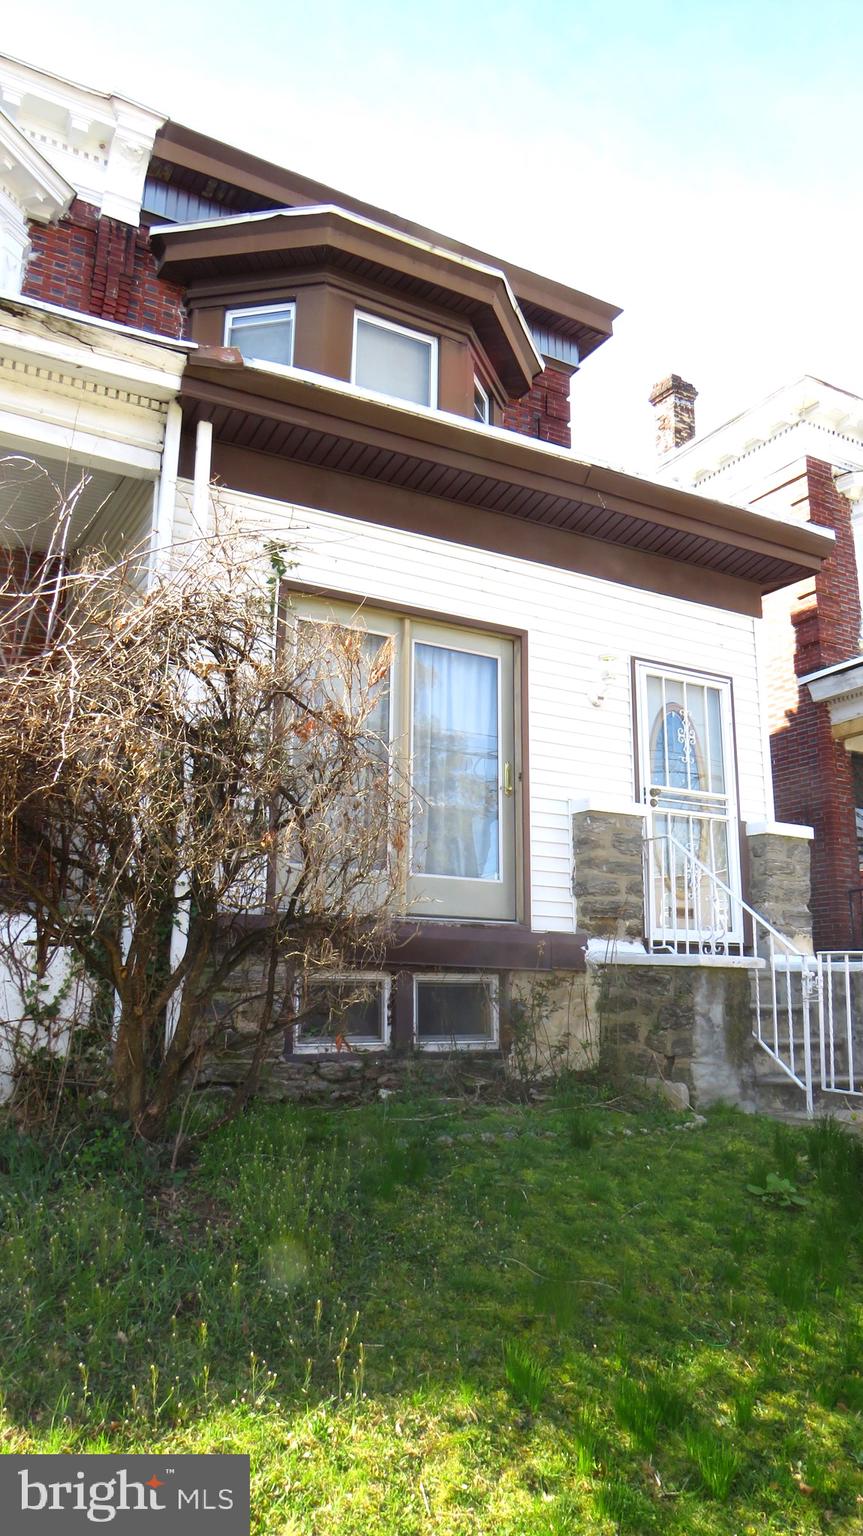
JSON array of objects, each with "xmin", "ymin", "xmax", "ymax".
[{"xmin": 180, "ymin": 483, "xmax": 770, "ymax": 933}]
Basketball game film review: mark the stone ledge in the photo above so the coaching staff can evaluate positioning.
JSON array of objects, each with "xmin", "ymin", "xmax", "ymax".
[
  {"xmin": 746, "ymin": 820, "xmax": 814, "ymax": 841},
  {"xmin": 570, "ymin": 796, "xmax": 646, "ymax": 819}
]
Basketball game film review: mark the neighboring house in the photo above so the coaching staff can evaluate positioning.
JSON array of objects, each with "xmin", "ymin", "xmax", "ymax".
[
  {"xmin": 0, "ymin": 54, "xmax": 839, "ymax": 1113},
  {"xmin": 654, "ymin": 375, "xmax": 863, "ymax": 955}
]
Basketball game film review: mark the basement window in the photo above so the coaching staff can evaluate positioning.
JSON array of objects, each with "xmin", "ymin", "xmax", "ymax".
[
  {"xmin": 352, "ymin": 311, "xmax": 437, "ymax": 409},
  {"xmin": 414, "ymin": 974, "xmax": 499, "ymax": 1050},
  {"xmin": 225, "ymin": 302, "xmax": 295, "ymax": 367},
  {"xmin": 294, "ymin": 974, "xmax": 389, "ymax": 1052}
]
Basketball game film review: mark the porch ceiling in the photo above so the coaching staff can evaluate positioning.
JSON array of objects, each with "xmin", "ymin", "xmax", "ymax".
[{"xmin": 0, "ymin": 453, "xmax": 124, "ymax": 549}]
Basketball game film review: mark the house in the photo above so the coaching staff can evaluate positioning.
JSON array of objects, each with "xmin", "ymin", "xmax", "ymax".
[
  {"xmin": 0, "ymin": 54, "xmax": 838, "ymax": 1113},
  {"xmin": 653, "ymin": 375, "xmax": 863, "ymax": 957}
]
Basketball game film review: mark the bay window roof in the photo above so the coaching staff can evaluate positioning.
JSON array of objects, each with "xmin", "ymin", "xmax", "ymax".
[{"xmin": 152, "ymin": 204, "xmax": 543, "ymax": 398}]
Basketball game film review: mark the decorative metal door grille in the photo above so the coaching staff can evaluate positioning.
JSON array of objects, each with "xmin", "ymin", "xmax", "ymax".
[{"xmin": 636, "ymin": 665, "xmax": 743, "ymax": 953}]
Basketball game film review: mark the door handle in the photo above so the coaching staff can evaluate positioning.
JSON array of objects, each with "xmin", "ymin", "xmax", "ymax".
[{"xmin": 503, "ymin": 761, "xmax": 514, "ymax": 796}]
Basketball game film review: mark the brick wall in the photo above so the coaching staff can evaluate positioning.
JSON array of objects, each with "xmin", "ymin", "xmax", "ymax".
[
  {"xmin": 22, "ymin": 199, "xmax": 185, "ymax": 339},
  {"xmin": 502, "ymin": 363, "xmax": 572, "ymax": 449},
  {"xmin": 0, "ymin": 546, "xmax": 61, "ymax": 661},
  {"xmin": 769, "ymin": 457, "xmax": 861, "ymax": 948}
]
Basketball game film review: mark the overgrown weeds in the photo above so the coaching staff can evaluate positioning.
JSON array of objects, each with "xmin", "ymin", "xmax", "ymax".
[{"xmin": 1, "ymin": 1100, "xmax": 862, "ymax": 1535}]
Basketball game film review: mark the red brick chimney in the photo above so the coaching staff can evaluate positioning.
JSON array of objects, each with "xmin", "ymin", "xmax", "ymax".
[{"xmin": 649, "ymin": 374, "xmax": 698, "ymax": 456}]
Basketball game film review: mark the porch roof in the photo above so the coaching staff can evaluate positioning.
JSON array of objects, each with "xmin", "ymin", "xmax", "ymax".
[{"xmin": 180, "ymin": 350, "xmax": 834, "ymax": 600}]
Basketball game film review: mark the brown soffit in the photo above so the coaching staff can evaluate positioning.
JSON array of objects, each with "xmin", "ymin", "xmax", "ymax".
[
  {"xmin": 150, "ymin": 121, "xmax": 621, "ymax": 358},
  {"xmin": 152, "ymin": 207, "xmax": 540, "ymax": 397},
  {"xmin": 179, "ymin": 356, "xmax": 834, "ymax": 601}
]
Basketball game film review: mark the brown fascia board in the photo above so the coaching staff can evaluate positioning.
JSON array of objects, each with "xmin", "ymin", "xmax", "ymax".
[
  {"xmin": 182, "ymin": 355, "xmax": 833, "ymax": 589},
  {"xmin": 151, "ymin": 121, "xmax": 621, "ymax": 356}
]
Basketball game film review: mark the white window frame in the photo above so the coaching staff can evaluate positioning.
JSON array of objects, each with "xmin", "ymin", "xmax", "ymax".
[
  {"xmin": 634, "ymin": 660, "xmax": 743, "ymax": 952},
  {"xmin": 293, "ymin": 972, "xmax": 391, "ymax": 1053},
  {"xmin": 473, "ymin": 376, "xmax": 491, "ymax": 424},
  {"xmin": 413, "ymin": 972, "xmax": 500, "ymax": 1051},
  {"xmin": 224, "ymin": 301, "xmax": 296, "ymax": 366},
  {"xmin": 351, "ymin": 310, "xmax": 438, "ymax": 409}
]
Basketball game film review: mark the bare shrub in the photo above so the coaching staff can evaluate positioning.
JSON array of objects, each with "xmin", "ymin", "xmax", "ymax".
[{"xmin": 0, "ymin": 480, "xmax": 401, "ymax": 1143}]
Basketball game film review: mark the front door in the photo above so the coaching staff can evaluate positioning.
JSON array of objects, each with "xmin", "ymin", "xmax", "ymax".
[
  {"xmin": 635, "ymin": 663, "xmax": 742, "ymax": 951},
  {"xmin": 408, "ymin": 623, "xmax": 516, "ymax": 921}
]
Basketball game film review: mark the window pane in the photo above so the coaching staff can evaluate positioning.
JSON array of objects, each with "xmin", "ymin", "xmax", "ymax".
[
  {"xmin": 354, "ymin": 317, "xmax": 432, "ymax": 406},
  {"xmin": 412, "ymin": 643, "xmax": 499, "ymax": 879},
  {"xmin": 474, "ymin": 380, "xmax": 489, "ymax": 423},
  {"xmin": 229, "ymin": 309, "xmax": 294, "ymax": 366},
  {"xmin": 301, "ymin": 980, "xmax": 385, "ymax": 1044},
  {"xmin": 416, "ymin": 980, "xmax": 496, "ymax": 1041},
  {"xmin": 706, "ymin": 686, "xmax": 725, "ymax": 792}
]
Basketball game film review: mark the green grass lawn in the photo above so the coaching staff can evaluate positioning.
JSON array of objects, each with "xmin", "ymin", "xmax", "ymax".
[{"xmin": 1, "ymin": 1093, "xmax": 863, "ymax": 1533}]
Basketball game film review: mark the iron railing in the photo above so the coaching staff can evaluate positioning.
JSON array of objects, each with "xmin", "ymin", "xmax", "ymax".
[{"xmin": 646, "ymin": 832, "xmax": 816, "ymax": 1114}]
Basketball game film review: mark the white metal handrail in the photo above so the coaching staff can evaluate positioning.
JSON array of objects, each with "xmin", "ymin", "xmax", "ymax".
[
  {"xmin": 815, "ymin": 951, "xmax": 863, "ymax": 1097},
  {"xmin": 646, "ymin": 832, "xmax": 816, "ymax": 1115}
]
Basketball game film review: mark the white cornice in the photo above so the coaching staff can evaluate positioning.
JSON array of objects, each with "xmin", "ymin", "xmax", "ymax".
[
  {"xmin": 0, "ymin": 108, "xmax": 73, "ymax": 221},
  {"xmin": 0, "ymin": 53, "xmax": 165, "ymax": 225},
  {"xmin": 658, "ymin": 377, "xmax": 863, "ymax": 498},
  {"xmin": 0, "ymin": 297, "xmax": 186, "ymax": 397}
]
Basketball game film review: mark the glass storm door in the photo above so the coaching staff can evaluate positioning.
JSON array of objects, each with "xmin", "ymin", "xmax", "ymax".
[
  {"xmin": 409, "ymin": 625, "xmax": 516, "ymax": 920},
  {"xmin": 636, "ymin": 664, "xmax": 742, "ymax": 951}
]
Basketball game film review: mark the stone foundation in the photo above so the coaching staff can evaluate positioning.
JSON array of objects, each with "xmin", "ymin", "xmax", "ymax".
[
  {"xmin": 199, "ymin": 965, "xmax": 596, "ymax": 1104},
  {"xmin": 199, "ymin": 1049, "xmax": 510, "ymax": 1105},
  {"xmin": 593, "ymin": 961, "xmax": 758, "ymax": 1109}
]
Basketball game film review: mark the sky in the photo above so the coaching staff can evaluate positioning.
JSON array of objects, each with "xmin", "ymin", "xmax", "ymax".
[{"xmin": 4, "ymin": 0, "xmax": 862, "ymax": 471}]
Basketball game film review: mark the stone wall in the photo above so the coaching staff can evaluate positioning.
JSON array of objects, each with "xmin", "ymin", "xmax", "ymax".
[
  {"xmin": 199, "ymin": 1049, "xmax": 509, "ymax": 1105},
  {"xmin": 747, "ymin": 831, "xmax": 813, "ymax": 953},
  {"xmin": 572, "ymin": 809, "xmax": 645, "ymax": 940},
  {"xmin": 593, "ymin": 960, "xmax": 757, "ymax": 1109},
  {"xmin": 199, "ymin": 964, "xmax": 594, "ymax": 1105}
]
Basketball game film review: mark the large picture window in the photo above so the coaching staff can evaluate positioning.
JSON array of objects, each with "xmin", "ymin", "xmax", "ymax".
[{"xmin": 288, "ymin": 598, "xmax": 518, "ymax": 921}]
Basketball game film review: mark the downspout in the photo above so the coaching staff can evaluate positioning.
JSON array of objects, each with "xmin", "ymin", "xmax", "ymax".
[
  {"xmin": 191, "ymin": 417, "xmax": 213, "ymax": 534},
  {"xmin": 165, "ymin": 417, "xmax": 213, "ymax": 1047},
  {"xmin": 150, "ymin": 398, "xmax": 182, "ymax": 575}
]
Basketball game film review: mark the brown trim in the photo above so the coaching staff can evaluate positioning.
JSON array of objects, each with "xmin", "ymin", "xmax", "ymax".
[
  {"xmin": 386, "ymin": 922, "xmax": 587, "ymax": 970},
  {"xmin": 282, "ymin": 583, "xmax": 528, "ymax": 926},
  {"xmin": 178, "ymin": 362, "xmax": 832, "ymax": 598},
  {"xmin": 391, "ymin": 968, "xmax": 415, "ymax": 1052},
  {"xmin": 150, "ymin": 122, "xmax": 621, "ymax": 356},
  {"xmin": 201, "ymin": 439, "xmax": 767, "ymax": 617},
  {"xmin": 191, "ymin": 271, "xmax": 482, "ymax": 418},
  {"xmin": 153, "ymin": 209, "xmax": 537, "ymax": 396},
  {"xmin": 218, "ymin": 910, "xmax": 586, "ymax": 973}
]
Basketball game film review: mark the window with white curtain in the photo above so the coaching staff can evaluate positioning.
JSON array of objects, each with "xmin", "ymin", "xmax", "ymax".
[
  {"xmin": 288, "ymin": 599, "xmax": 517, "ymax": 921},
  {"xmin": 352, "ymin": 312, "xmax": 437, "ymax": 408}
]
